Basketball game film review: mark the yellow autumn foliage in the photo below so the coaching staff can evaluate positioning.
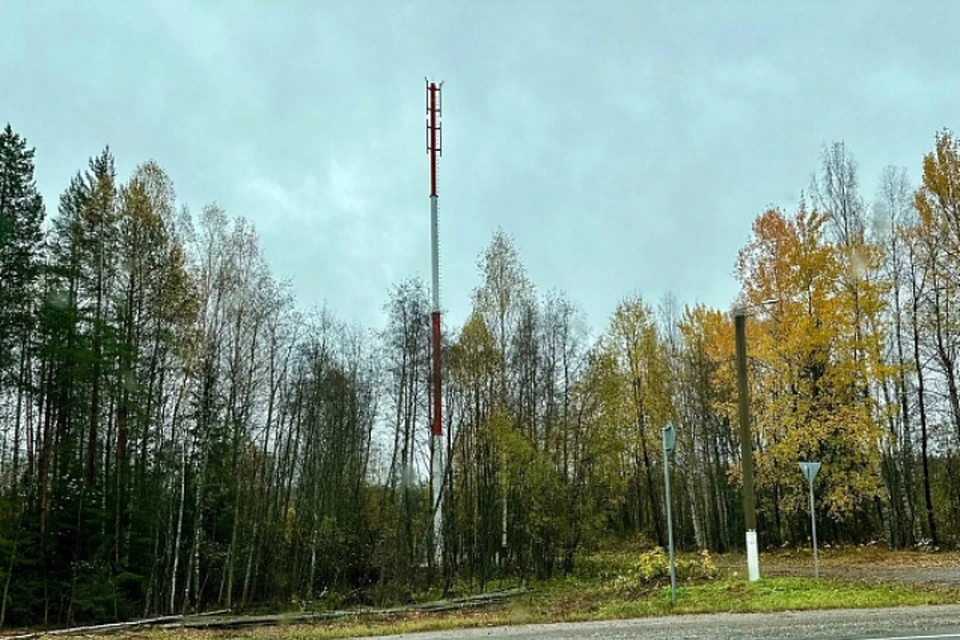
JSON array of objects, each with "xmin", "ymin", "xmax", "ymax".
[{"xmin": 732, "ymin": 204, "xmax": 887, "ymax": 522}]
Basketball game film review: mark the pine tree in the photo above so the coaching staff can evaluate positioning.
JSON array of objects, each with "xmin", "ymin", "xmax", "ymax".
[
  {"xmin": 0, "ymin": 123, "xmax": 44, "ymax": 389},
  {"xmin": 0, "ymin": 123, "xmax": 44, "ymax": 626}
]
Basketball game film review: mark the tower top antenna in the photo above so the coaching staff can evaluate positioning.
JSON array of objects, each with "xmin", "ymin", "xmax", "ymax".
[{"xmin": 426, "ymin": 80, "xmax": 443, "ymax": 198}]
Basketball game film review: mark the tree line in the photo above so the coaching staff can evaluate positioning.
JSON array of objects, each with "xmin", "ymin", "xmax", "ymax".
[{"xmin": 3, "ymin": 122, "xmax": 960, "ymax": 626}]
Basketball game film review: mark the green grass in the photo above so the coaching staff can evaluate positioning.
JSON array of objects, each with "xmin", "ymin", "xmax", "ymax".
[
  {"xmin": 598, "ymin": 577, "xmax": 960, "ymax": 619},
  {"xmin": 264, "ymin": 577, "xmax": 960, "ymax": 639}
]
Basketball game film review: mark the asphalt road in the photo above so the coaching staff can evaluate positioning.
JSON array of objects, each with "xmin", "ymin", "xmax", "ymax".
[{"xmin": 359, "ymin": 605, "xmax": 960, "ymax": 640}]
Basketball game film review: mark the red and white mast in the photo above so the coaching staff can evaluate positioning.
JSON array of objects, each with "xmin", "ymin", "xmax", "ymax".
[{"xmin": 426, "ymin": 79, "xmax": 444, "ymax": 565}]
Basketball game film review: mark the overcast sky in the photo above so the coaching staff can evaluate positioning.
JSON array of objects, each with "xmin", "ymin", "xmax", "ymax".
[{"xmin": 3, "ymin": 0, "xmax": 959, "ymax": 333}]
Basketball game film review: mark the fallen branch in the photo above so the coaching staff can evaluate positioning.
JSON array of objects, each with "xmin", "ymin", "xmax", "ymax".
[
  {"xmin": 6, "ymin": 615, "xmax": 183, "ymax": 640},
  {"xmin": 177, "ymin": 592, "xmax": 529, "ymax": 629},
  {"xmin": 5, "ymin": 588, "xmax": 530, "ymax": 637},
  {"xmin": 195, "ymin": 609, "xmax": 230, "ymax": 617}
]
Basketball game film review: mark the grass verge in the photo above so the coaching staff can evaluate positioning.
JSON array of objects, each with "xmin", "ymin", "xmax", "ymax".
[
  {"xmin": 598, "ymin": 576, "xmax": 960, "ymax": 618},
  {"xmin": 182, "ymin": 577, "xmax": 960, "ymax": 639},
  {"xmin": 71, "ymin": 547, "xmax": 960, "ymax": 640}
]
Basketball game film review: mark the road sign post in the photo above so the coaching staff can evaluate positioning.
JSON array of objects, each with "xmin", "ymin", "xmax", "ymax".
[
  {"xmin": 799, "ymin": 462, "xmax": 822, "ymax": 579},
  {"xmin": 662, "ymin": 423, "xmax": 677, "ymax": 604}
]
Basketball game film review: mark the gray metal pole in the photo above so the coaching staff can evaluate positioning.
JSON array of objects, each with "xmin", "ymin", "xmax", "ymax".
[
  {"xmin": 663, "ymin": 438, "xmax": 676, "ymax": 604},
  {"xmin": 809, "ymin": 478, "xmax": 819, "ymax": 579}
]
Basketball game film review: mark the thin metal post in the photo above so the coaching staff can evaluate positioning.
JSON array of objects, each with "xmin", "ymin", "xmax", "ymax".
[
  {"xmin": 663, "ymin": 426, "xmax": 676, "ymax": 604},
  {"xmin": 809, "ymin": 478, "xmax": 819, "ymax": 579},
  {"xmin": 799, "ymin": 462, "xmax": 821, "ymax": 579}
]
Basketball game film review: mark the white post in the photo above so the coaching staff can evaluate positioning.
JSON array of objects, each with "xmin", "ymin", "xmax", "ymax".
[
  {"xmin": 746, "ymin": 531, "xmax": 759, "ymax": 582},
  {"xmin": 430, "ymin": 196, "xmax": 440, "ymax": 311}
]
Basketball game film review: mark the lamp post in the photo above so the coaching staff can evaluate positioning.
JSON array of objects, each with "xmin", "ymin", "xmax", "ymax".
[
  {"xmin": 734, "ymin": 298, "xmax": 778, "ymax": 582},
  {"xmin": 734, "ymin": 307, "xmax": 759, "ymax": 582}
]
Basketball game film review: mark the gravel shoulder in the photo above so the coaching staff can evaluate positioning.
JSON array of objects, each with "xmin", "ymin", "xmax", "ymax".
[{"xmin": 715, "ymin": 549, "xmax": 960, "ymax": 585}]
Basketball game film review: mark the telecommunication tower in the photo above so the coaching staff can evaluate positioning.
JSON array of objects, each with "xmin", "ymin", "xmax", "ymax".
[{"xmin": 426, "ymin": 79, "xmax": 444, "ymax": 565}]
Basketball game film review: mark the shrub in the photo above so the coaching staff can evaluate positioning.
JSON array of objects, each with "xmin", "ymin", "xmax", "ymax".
[{"xmin": 613, "ymin": 547, "xmax": 719, "ymax": 592}]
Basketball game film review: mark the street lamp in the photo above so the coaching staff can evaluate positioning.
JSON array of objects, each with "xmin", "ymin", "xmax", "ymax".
[{"xmin": 734, "ymin": 298, "xmax": 778, "ymax": 582}]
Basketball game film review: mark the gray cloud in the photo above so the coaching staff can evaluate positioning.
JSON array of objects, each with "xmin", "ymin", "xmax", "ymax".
[{"xmin": 3, "ymin": 0, "xmax": 959, "ymax": 333}]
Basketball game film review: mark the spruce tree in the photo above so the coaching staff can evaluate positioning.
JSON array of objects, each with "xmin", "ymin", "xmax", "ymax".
[{"xmin": 0, "ymin": 123, "xmax": 44, "ymax": 386}]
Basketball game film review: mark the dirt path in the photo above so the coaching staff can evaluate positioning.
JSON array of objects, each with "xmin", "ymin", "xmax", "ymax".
[
  {"xmin": 714, "ymin": 549, "xmax": 960, "ymax": 585},
  {"xmin": 763, "ymin": 564, "xmax": 960, "ymax": 584}
]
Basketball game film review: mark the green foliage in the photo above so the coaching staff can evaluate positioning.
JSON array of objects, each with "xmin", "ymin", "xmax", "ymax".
[
  {"xmin": 6, "ymin": 124, "xmax": 960, "ymax": 630},
  {"xmin": 611, "ymin": 547, "xmax": 719, "ymax": 591},
  {"xmin": 0, "ymin": 123, "xmax": 44, "ymax": 382}
]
